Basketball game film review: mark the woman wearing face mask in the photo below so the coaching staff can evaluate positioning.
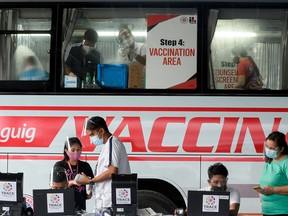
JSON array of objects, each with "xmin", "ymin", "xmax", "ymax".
[
  {"xmin": 76, "ymin": 116, "xmax": 131, "ymax": 213},
  {"xmin": 53, "ymin": 137, "xmax": 94, "ymax": 211},
  {"xmin": 256, "ymin": 131, "xmax": 288, "ymax": 216}
]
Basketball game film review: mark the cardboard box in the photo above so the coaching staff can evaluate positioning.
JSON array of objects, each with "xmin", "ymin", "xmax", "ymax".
[{"xmin": 128, "ymin": 63, "xmax": 144, "ymax": 89}]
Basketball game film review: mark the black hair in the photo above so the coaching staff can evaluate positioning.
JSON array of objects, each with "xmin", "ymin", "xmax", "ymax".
[
  {"xmin": 265, "ymin": 131, "xmax": 288, "ymax": 163},
  {"xmin": 52, "ymin": 166, "xmax": 67, "ymax": 183},
  {"xmin": 207, "ymin": 163, "xmax": 228, "ymax": 179},
  {"xmin": 83, "ymin": 29, "xmax": 98, "ymax": 43},
  {"xmin": 231, "ymin": 46, "xmax": 248, "ymax": 57},
  {"xmin": 86, "ymin": 116, "xmax": 109, "ymax": 132},
  {"xmin": 63, "ymin": 137, "xmax": 82, "ymax": 161}
]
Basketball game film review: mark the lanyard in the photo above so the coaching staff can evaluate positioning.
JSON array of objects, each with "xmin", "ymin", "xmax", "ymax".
[{"xmin": 67, "ymin": 161, "xmax": 79, "ymax": 179}]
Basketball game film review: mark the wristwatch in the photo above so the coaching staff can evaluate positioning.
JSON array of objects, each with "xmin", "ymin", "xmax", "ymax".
[{"xmin": 89, "ymin": 179, "xmax": 95, "ymax": 185}]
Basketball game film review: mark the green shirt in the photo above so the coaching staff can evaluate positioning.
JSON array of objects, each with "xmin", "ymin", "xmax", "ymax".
[{"xmin": 259, "ymin": 155, "xmax": 288, "ymax": 214}]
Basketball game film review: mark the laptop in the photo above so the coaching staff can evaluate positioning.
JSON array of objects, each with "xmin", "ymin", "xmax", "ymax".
[
  {"xmin": 33, "ymin": 188, "xmax": 76, "ymax": 216},
  {"xmin": 187, "ymin": 190, "xmax": 230, "ymax": 216}
]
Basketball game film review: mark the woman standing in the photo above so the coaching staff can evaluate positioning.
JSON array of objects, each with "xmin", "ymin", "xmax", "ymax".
[
  {"xmin": 54, "ymin": 137, "xmax": 94, "ymax": 211},
  {"xmin": 257, "ymin": 131, "xmax": 288, "ymax": 215}
]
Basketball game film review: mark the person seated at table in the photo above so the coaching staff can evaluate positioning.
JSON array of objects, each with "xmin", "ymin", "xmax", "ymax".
[
  {"xmin": 200, "ymin": 163, "xmax": 240, "ymax": 216},
  {"xmin": 49, "ymin": 165, "xmax": 68, "ymax": 190},
  {"xmin": 176, "ymin": 163, "xmax": 240, "ymax": 216},
  {"xmin": 49, "ymin": 166, "xmax": 83, "ymax": 211}
]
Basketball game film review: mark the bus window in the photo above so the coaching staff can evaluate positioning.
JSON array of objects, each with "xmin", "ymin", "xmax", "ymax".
[
  {"xmin": 0, "ymin": 8, "xmax": 51, "ymax": 81},
  {"xmin": 208, "ymin": 8, "xmax": 285, "ymax": 90},
  {"xmin": 62, "ymin": 7, "xmax": 197, "ymax": 90}
]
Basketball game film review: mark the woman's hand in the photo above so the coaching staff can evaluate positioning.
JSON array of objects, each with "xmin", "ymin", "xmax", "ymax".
[
  {"xmin": 68, "ymin": 180, "xmax": 80, "ymax": 187},
  {"xmin": 259, "ymin": 185, "xmax": 274, "ymax": 195}
]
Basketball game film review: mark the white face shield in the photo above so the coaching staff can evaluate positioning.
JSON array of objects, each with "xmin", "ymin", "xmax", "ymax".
[{"xmin": 81, "ymin": 117, "xmax": 90, "ymax": 137}]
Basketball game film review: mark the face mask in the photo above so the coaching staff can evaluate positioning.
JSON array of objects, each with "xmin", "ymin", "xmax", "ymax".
[
  {"xmin": 211, "ymin": 185, "xmax": 227, "ymax": 192},
  {"xmin": 265, "ymin": 147, "xmax": 278, "ymax": 159},
  {"xmin": 90, "ymin": 135, "xmax": 104, "ymax": 146},
  {"xmin": 66, "ymin": 151, "xmax": 81, "ymax": 161},
  {"xmin": 83, "ymin": 45, "xmax": 94, "ymax": 54},
  {"xmin": 233, "ymin": 56, "xmax": 240, "ymax": 64}
]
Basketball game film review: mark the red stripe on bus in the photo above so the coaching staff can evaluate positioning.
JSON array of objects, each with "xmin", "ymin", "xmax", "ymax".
[
  {"xmin": 0, "ymin": 155, "xmax": 263, "ymax": 162},
  {"xmin": 0, "ymin": 106, "xmax": 287, "ymax": 112}
]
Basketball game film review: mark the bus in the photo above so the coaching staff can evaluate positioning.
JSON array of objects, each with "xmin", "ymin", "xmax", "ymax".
[{"xmin": 1, "ymin": 0, "xmax": 288, "ymax": 214}]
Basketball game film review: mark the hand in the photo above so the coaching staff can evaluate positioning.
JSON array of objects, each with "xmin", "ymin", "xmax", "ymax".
[
  {"xmin": 118, "ymin": 48, "xmax": 129, "ymax": 57},
  {"xmin": 259, "ymin": 185, "xmax": 274, "ymax": 195},
  {"xmin": 68, "ymin": 180, "xmax": 80, "ymax": 187},
  {"xmin": 68, "ymin": 72, "xmax": 77, "ymax": 77},
  {"xmin": 75, "ymin": 172, "xmax": 90, "ymax": 185}
]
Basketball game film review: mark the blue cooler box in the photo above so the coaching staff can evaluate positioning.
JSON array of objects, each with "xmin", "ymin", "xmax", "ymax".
[{"xmin": 97, "ymin": 64, "xmax": 128, "ymax": 88}]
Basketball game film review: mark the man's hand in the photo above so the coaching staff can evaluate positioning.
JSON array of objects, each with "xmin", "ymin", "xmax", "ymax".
[
  {"xmin": 75, "ymin": 173, "xmax": 90, "ymax": 185},
  {"xmin": 118, "ymin": 48, "xmax": 129, "ymax": 57},
  {"xmin": 68, "ymin": 72, "xmax": 77, "ymax": 77}
]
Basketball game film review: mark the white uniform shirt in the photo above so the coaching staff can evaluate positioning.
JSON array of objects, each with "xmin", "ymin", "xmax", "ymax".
[
  {"xmin": 116, "ymin": 42, "xmax": 146, "ymax": 64},
  {"xmin": 94, "ymin": 135, "xmax": 131, "ymax": 208},
  {"xmin": 199, "ymin": 186, "xmax": 240, "ymax": 205}
]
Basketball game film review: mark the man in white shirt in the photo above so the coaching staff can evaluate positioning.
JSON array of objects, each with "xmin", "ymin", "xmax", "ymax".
[
  {"xmin": 77, "ymin": 116, "xmax": 131, "ymax": 212},
  {"xmin": 116, "ymin": 27, "xmax": 146, "ymax": 65},
  {"xmin": 200, "ymin": 163, "xmax": 240, "ymax": 216}
]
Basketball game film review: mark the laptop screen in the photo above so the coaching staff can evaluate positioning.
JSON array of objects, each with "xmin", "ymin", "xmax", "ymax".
[
  {"xmin": 33, "ymin": 188, "xmax": 76, "ymax": 216},
  {"xmin": 187, "ymin": 190, "xmax": 230, "ymax": 216}
]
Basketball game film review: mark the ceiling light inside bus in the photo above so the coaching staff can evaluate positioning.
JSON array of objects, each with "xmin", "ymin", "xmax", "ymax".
[
  {"xmin": 98, "ymin": 31, "xmax": 147, "ymax": 37},
  {"xmin": 215, "ymin": 31, "xmax": 257, "ymax": 38}
]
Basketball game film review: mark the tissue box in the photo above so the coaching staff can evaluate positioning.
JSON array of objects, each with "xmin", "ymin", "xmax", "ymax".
[{"xmin": 64, "ymin": 75, "xmax": 77, "ymax": 88}]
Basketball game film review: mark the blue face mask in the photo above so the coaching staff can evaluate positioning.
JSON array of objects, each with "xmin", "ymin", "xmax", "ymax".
[
  {"xmin": 265, "ymin": 147, "xmax": 278, "ymax": 159},
  {"xmin": 90, "ymin": 135, "xmax": 104, "ymax": 146}
]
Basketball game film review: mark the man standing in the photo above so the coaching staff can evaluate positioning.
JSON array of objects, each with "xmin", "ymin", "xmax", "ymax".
[
  {"xmin": 64, "ymin": 29, "xmax": 102, "ymax": 88},
  {"xmin": 77, "ymin": 116, "xmax": 131, "ymax": 213},
  {"xmin": 116, "ymin": 27, "xmax": 146, "ymax": 65}
]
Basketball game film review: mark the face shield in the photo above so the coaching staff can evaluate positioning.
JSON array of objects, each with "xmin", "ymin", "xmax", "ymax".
[
  {"xmin": 81, "ymin": 117, "xmax": 97, "ymax": 137},
  {"xmin": 81, "ymin": 118, "xmax": 90, "ymax": 137},
  {"xmin": 117, "ymin": 34, "xmax": 134, "ymax": 50},
  {"xmin": 49, "ymin": 166, "xmax": 68, "ymax": 189}
]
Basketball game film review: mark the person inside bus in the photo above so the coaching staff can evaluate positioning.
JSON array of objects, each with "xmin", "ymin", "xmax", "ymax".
[
  {"xmin": 116, "ymin": 27, "xmax": 146, "ymax": 65},
  {"xmin": 75, "ymin": 116, "xmax": 131, "ymax": 214},
  {"xmin": 200, "ymin": 162, "xmax": 240, "ymax": 216},
  {"xmin": 231, "ymin": 46, "xmax": 263, "ymax": 90},
  {"xmin": 64, "ymin": 29, "xmax": 102, "ymax": 88},
  {"xmin": 255, "ymin": 131, "xmax": 288, "ymax": 216},
  {"xmin": 53, "ymin": 137, "xmax": 94, "ymax": 211},
  {"xmin": 18, "ymin": 55, "xmax": 49, "ymax": 80}
]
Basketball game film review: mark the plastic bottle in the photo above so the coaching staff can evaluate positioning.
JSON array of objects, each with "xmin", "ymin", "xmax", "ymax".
[{"xmin": 85, "ymin": 72, "xmax": 91, "ymax": 88}]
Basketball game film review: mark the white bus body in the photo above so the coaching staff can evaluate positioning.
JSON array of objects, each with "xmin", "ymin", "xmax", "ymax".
[{"xmin": 1, "ymin": 94, "xmax": 284, "ymax": 213}]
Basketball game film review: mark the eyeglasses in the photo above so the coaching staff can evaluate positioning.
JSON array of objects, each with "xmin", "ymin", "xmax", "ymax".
[
  {"xmin": 264, "ymin": 142, "xmax": 279, "ymax": 151},
  {"xmin": 209, "ymin": 178, "xmax": 228, "ymax": 184}
]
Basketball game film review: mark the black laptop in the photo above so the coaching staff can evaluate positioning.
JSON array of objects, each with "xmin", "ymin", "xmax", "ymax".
[
  {"xmin": 187, "ymin": 190, "xmax": 230, "ymax": 216},
  {"xmin": 33, "ymin": 188, "xmax": 76, "ymax": 216}
]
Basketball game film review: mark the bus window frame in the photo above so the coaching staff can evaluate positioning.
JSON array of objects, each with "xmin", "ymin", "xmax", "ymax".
[{"xmin": 0, "ymin": 2, "xmax": 287, "ymax": 95}]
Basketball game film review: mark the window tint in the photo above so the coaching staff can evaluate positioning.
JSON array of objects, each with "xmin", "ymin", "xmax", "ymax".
[
  {"xmin": 0, "ymin": 8, "xmax": 51, "ymax": 81},
  {"xmin": 209, "ymin": 9, "xmax": 285, "ymax": 90},
  {"xmin": 62, "ymin": 8, "xmax": 197, "ymax": 90}
]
